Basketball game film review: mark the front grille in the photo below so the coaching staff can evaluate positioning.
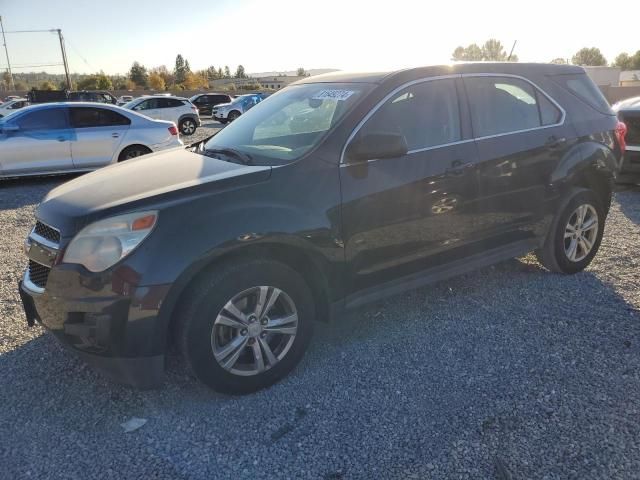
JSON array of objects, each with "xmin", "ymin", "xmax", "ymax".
[
  {"xmin": 28, "ymin": 260, "xmax": 51, "ymax": 289},
  {"xmin": 33, "ymin": 221, "xmax": 60, "ymax": 244},
  {"xmin": 625, "ymin": 116, "xmax": 640, "ymax": 145}
]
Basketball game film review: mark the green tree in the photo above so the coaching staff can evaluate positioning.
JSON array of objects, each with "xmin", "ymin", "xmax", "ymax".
[
  {"xmin": 217, "ymin": 67, "xmax": 223, "ymax": 79},
  {"xmin": 174, "ymin": 54, "xmax": 188, "ymax": 84},
  {"xmin": 296, "ymin": 67, "xmax": 307, "ymax": 76},
  {"xmin": 224, "ymin": 66, "xmax": 231, "ymax": 78},
  {"xmin": 205, "ymin": 66, "xmax": 218, "ymax": 80},
  {"xmin": 572, "ymin": 47, "xmax": 607, "ymax": 66},
  {"xmin": 613, "ymin": 53, "xmax": 632, "ymax": 70},
  {"xmin": 482, "ymin": 39, "xmax": 507, "ymax": 61},
  {"xmin": 235, "ymin": 64, "xmax": 247, "ymax": 78},
  {"xmin": 77, "ymin": 74, "xmax": 111, "ymax": 90},
  {"xmin": 451, "ymin": 43, "xmax": 483, "ymax": 61},
  {"xmin": 550, "ymin": 57, "xmax": 568, "ymax": 64},
  {"xmin": 128, "ymin": 61, "xmax": 148, "ymax": 87}
]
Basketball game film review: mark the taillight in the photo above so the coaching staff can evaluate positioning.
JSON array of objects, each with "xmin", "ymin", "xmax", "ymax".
[
  {"xmin": 615, "ymin": 121, "xmax": 627, "ymax": 153},
  {"xmin": 168, "ymin": 125, "xmax": 178, "ymax": 136}
]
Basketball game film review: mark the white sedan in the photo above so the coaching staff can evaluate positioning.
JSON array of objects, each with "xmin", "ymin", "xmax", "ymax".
[{"xmin": 0, "ymin": 102, "xmax": 183, "ymax": 178}]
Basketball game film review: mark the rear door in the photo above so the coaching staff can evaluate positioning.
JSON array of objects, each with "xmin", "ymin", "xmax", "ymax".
[
  {"xmin": 340, "ymin": 77, "xmax": 481, "ymax": 293},
  {"xmin": 0, "ymin": 107, "xmax": 73, "ymax": 175},
  {"xmin": 132, "ymin": 98, "xmax": 162, "ymax": 120},
  {"xmin": 69, "ymin": 107, "xmax": 130, "ymax": 168},
  {"xmin": 462, "ymin": 75, "xmax": 572, "ymax": 246}
]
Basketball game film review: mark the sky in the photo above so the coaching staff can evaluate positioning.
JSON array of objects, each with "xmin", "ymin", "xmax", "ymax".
[{"xmin": 1, "ymin": 0, "xmax": 639, "ymax": 76}]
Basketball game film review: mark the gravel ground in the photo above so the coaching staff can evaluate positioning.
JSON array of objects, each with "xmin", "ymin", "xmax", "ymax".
[{"xmin": 1, "ymin": 167, "xmax": 639, "ymax": 479}]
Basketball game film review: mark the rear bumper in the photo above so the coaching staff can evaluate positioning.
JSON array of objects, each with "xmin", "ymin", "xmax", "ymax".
[{"xmin": 18, "ymin": 262, "xmax": 171, "ymax": 388}]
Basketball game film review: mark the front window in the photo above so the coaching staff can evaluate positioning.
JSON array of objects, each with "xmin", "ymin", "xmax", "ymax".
[{"xmin": 203, "ymin": 83, "xmax": 372, "ymax": 164}]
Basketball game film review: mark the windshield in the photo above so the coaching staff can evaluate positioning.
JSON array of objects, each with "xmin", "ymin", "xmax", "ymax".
[{"xmin": 203, "ymin": 83, "xmax": 372, "ymax": 164}]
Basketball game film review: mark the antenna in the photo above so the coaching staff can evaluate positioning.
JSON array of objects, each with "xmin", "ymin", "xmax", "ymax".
[{"xmin": 507, "ymin": 40, "xmax": 518, "ymax": 61}]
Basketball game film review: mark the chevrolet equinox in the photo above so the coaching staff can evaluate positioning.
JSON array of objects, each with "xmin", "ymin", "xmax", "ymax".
[{"xmin": 19, "ymin": 63, "xmax": 626, "ymax": 394}]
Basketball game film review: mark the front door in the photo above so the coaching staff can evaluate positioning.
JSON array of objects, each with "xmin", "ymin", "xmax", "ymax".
[
  {"xmin": 0, "ymin": 107, "xmax": 73, "ymax": 175},
  {"xmin": 462, "ymin": 75, "xmax": 575, "ymax": 246},
  {"xmin": 69, "ymin": 107, "xmax": 129, "ymax": 168},
  {"xmin": 340, "ymin": 78, "xmax": 481, "ymax": 294}
]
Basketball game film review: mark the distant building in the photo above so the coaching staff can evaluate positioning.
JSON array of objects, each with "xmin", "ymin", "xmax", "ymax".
[
  {"xmin": 620, "ymin": 70, "xmax": 640, "ymax": 87},
  {"xmin": 582, "ymin": 66, "xmax": 621, "ymax": 86},
  {"xmin": 256, "ymin": 76, "xmax": 305, "ymax": 90}
]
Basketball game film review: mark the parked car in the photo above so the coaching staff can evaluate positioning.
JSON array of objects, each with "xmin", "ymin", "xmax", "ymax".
[
  {"xmin": 117, "ymin": 95, "xmax": 134, "ymax": 106},
  {"xmin": 212, "ymin": 93, "xmax": 263, "ymax": 123},
  {"xmin": 189, "ymin": 93, "xmax": 232, "ymax": 116},
  {"xmin": 612, "ymin": 96, "xmax": 639, "ymax": 183},
  {"xmin": 0, "ymin": 102, "xmax": 182, "ymax": 178},
  {"xmin": 68, "ymin": 90, "xmax": 118, "ymax": 104},
  {"xmin": 27, "ymin": 89, "xmax": 68, "ymax": 104},
  {"xmin": 4, "ymin": 95, "xmax": 22, "ymax": 102},
  {"xmin": 123, "ymin": 95, "xmax": 200, "ymax": 135},
  {"xmin": 19, "ymin": 63, "xmax": 622, "ymax": 394},
  {"xmin": 0, "ymin": 98, "xmax": 29, "ymax": 118}
]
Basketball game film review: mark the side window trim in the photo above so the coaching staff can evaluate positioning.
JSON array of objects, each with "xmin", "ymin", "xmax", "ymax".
[{"xmin": 340, "ymin": 73, "xmax": 566, "ymax": 164}]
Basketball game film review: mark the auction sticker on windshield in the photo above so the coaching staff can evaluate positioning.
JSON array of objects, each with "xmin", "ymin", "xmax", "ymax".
[{"xmin": 312, "ymin": 90, "xmax": 355, "ymax": 101}]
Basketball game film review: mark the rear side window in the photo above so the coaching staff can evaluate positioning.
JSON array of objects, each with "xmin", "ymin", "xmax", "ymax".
[
  {"xmin": 358, "ymin": 79, "xmax": 461, "ymax": 151},
  {"xmin": 553, "ymin": 73, "xmax": 611, "ymax": 114},
  {"xmin": 15, "ymin": 108, "xmax": 68, "ymax": 130},
  {"xmin": 70, "ymin": 107, "xmax": 131, "ymax": 128},
  {"xmin": 160, "ymin": 98, "xmax": 184, "ymax": 108},
  {"xmin": 465, "ymin": 76, "xmax": 562, "ymax": 137}
]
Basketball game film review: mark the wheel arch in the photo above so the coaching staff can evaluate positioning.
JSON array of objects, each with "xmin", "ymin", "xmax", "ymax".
[
  {"xmin": 551, "ymin": 140, "xmax": 615, "ymax": 212},
  {"xmin": 159, "ymin": 241, "xmax": 333, "ymax": 351},
  {"xmin": 116, "ymin": 143, "xmax": 153, "ymax": 162}
]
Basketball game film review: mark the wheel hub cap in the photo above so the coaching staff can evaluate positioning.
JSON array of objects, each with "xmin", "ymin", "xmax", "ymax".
[
  {"xmin": 211, "ymin": 286, "xmax": 298, "ymax": 377},
  {"xmin": 564, "ymin": 203, "xmax": 598, "ymax": 262}
]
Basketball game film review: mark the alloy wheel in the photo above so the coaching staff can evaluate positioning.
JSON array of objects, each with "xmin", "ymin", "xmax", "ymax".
[
  {"xmin": 211, "ymin": 286, "xmax": 298, "ymax": 376},
  {"xmin": 124, "ymin": 149, "xmax": 145, "ymax": 160},
  {"xmin": 181, "ymin": 120, "xmax": 196, "ymax": 135},
  {"xmin": 564, "ymin": 203, "xmax": 598, "ymax": 262}
]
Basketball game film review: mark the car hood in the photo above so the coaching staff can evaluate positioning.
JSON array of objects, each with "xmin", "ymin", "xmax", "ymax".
[{"xmin": 37, "ymin": 148, "xmax": 271, "ymax": 236}]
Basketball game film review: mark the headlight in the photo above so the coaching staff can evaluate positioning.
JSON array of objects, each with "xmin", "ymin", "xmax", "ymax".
[{"xmin": 63, "ymin": 211, "xmax": 157, "ymax": 272}]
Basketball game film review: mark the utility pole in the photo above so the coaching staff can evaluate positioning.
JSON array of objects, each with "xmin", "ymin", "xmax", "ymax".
[
  {"xmin": 0, "ymin": 15, "xmax": 15, "ymax": 91},
  {"xmin": 56, "ymin": 29, "xmax": 71, "ymax": 90}
]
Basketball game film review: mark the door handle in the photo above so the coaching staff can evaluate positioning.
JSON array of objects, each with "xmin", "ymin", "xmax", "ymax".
[
  {"xmin": 112, "ymin": 133, "xmax": 120, "ymax": 138},
  {"xmin": 445, "ymin": 160, "xmax": 472, "ymax": 176}
]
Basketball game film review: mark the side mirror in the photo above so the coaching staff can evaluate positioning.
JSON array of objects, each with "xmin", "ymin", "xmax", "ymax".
[
  {"xmin": 345, "ymin": 132, "xmax": 408, "ymax": 163},
  {"xmin": 1, "ymin": 124, "xmax": 19, "ymax": 133}
]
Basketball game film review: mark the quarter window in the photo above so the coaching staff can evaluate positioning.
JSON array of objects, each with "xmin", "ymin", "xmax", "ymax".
[
  {"xmin": 357, "ymin": 79, "xmax": 461, "ymax": 151},
  {"xmin": 465, "ymin": 76, "xmax": 561, "ymax": 137}
]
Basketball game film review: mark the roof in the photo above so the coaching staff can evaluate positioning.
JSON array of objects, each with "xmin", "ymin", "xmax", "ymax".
[
  {"xmin": 137, "ymin": 94, "xmax": 188, "ymax": 100},
  {"xmin": 620, "ymin": 70, "xmax": 640, "ymax": 82},
  {"xmin": 293, "ymin": 63, "xmax": 584, "ymax": 85},
  {"xmin": 613, "ymin": 95, "xmax": 640, "ymax": 112}
]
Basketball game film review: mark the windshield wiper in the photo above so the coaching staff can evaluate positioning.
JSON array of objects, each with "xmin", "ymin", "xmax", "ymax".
[{"xmin": 203, "ymin": 147, "xmax": 253, "ymax": 165}]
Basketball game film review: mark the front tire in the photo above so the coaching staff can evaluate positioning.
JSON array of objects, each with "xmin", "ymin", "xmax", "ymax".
[
  {"xmin": 118, "ymin": 145, "xmax": 151, "ymax": 161},
  {"xmin": 176, "ymin": 259, "xmax": 315, "ymax": 394},
  {"xmin": 228, "ymin": 110, "xmax": 241, "ymax": 122},
  {"xmin": 536, "ymin": 188, "xmax": 605, "ymax": 274}
]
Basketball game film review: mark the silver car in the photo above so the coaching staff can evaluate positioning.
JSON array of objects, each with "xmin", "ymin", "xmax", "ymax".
[
  {"xmin": 212, "ymin": 94, "xmax": 263, "ymax": 123},
  {"xmin": 0, "ymin": 102, "xmax": 183, "ymax": 178}
]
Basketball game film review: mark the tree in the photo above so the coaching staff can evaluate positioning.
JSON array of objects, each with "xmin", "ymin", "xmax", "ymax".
[
  {"xmin": 550, "ymin": 57, "xmax": 568, "ymax": 65},
  {"xmin": 572, "ymin": 47, "xmax": 606, "ymax": 66},
  {"xmin": 182, "ymin": 71, "xmax": 208, "ymax": 90},
  {"xmin": 39, "ymin": 81, "xmax": 56, "ymax": 90},
  {"xmin": 217, "ymin": 67, "xmax": 223, "ymax": 78},
  {"xmin": 126, "ymin": 79, "xmax": 137, "ymax": 90},
  {"xmin": 205, "ymin": 66, "xmax": 218, "ymax": 80},
  {"xmin": 235, "ymin": 65, "xmax": 247, "ymax": 78},
  {"xmin": 148, "ymin": 72, "xmax": 166, "ymax": 91},
  {"xmin": 174, "ymin": 54, "xmax": 189, "ymax": 84},
  {"xmin": 77, "ymin": 73, "xmax": 112, "ymax": 90},
  {"xmin": 129, "ymin": 61, "xmax": 148, "ymax": 87},
  {"xmin": 150, "ymin": 65, "xmax": 174, "ymax": 87},
  {"xmin": 451, "ymin": 43, "xmax": 483, "ymax": 61},
  {"xmin": 296, "ymin": 67, "xmax": 307, "ymax": 77},
  {"xmin": 224, "ymin": 66, "xmax": 231, "ymax": 78},
  {"xmin": 482, "ymin": 39, "xmax": 507, "ymax": 61},
  {"xmin": 613, "ymin": 53, "xmax": 633, "ymax": 70}
]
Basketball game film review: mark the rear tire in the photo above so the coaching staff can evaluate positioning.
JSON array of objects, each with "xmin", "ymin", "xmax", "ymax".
[
  {"xmin": 535, "ymin": 188, "xmax": 605, "ymax": 274},
  {"xmin": 228, "ymin": 110, "xmax": 241, "ymax": 122},
  {"xmin": 118, "ymin": 145, "xmax": 151, "ymax": 161},
  {"xmin": 179, "ymin": 118, "xmax": 197, "ymax": 136},
  {"xmin": 176, "ymin": 259, "xmax": 315, "ymax": 394}
]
